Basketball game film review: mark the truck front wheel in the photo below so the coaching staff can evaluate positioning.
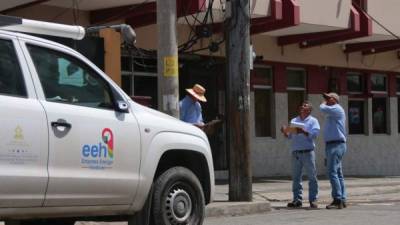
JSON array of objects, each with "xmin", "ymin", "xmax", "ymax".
[{"xmin": 152, "ymin": 166, "xmax": 205, "ymax": 225}]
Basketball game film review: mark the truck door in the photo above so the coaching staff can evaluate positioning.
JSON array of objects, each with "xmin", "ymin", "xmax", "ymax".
[
  {"xmin": 0, "ymin": 37, "xmax": 48, "ymax": 207},
  {"xmin": 23, "ymin": 42, "xmax": 141, "ymax": 206}
]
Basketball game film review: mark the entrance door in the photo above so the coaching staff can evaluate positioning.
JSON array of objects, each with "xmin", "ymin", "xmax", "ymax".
[
  {"xmin": 24, "ymin": 43, "xmax": 141, "ymax": 206},
  {"xmin": 179, "ymin": 58, "xmax": 227, "ymax": 170}
]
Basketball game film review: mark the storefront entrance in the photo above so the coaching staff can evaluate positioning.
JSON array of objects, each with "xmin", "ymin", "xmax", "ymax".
[{"xmin": 179, "ymin": 57, "xmax": 227, "ymax": 170}]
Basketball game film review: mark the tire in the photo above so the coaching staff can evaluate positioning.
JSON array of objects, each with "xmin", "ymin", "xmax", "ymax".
[{"xmin": 152, "ymin": 167, "xmax": 205, "ymax": 225}]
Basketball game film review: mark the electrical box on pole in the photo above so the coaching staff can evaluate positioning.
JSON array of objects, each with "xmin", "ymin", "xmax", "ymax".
[{"xmin": 225, "ymin": 0, "xmax": 253, "ymax": 201}]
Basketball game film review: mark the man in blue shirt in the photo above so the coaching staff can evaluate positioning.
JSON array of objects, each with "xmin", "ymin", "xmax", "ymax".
[
  {"xmin": 179, "ymin": 84, "xmax": 207, "ymax": 128},
  {"xmin": 320, "ymin": 92, "xmax": 347, "ymax": 209},
  {"xmin": 281, "ymin": 101, "xmax": 320, "ymax": 208}
]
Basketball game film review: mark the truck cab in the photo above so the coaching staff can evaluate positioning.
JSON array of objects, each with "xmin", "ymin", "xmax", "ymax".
[{"xmin": 0, "ymin": 16, "xmax": 214, "ymax": 225}]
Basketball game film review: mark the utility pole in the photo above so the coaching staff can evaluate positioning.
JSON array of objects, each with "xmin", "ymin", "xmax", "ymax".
[
  {"xmin": 157, "ymin": 0, "xmax": 179, "ymax": 118},
  {"xmin": 225, "ymin": 0, "xmax": 252, "ymax": 201}
]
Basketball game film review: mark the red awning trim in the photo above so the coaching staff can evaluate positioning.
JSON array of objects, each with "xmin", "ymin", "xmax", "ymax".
[
  {"xmin": 362, "ymin": 42, "xmax": 400, "ymax": 55},
  {"xmin": 0, "ymin": 0, "xmax": 51, "ymax": 14},
  {"xmin": 251, "ymin": 0, "xmax": 283, "ymax": 26},
  {"xmin": 344, "ymin": 39, "xmax": 400, "ymax": 54},
  {"xmin": 194, "ymin": 0, "xmax": 291, "ymax": 36},
  {"xmin": 250, "ymin": 0, "xmax": 299, "ymax": 35},
  {"xmin": 277, "ymin": 3, "xmax": 371, "ymax": 48},
  {"xmin": 90, "ymin": 2, "xmax": 155, "ymax": 25},
  {"xmin": 90, "ymin": 0, "xmax": 206, "ymax": 27},
  {"xmin": 277, "ymin": 8, "xmax": 359, "ymax": 46},
  {"xmin": 127, "ymin": 0, "xmax": 206, "ymax": 28}
]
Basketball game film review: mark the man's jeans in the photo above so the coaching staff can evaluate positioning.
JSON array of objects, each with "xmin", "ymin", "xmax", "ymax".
[
  {"xmin": 326, "ymin": 142, "xmax": 347, "ymax": 201},
  {"xmin": 291, "ymin": 150, "xmax": 319, "ymax": 202}
]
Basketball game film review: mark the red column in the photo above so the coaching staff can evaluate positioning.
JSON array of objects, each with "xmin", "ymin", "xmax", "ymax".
[
  {"xmin": 307, "ymin": 66, "xmax": 328, "ymax": 94},
  {"xmin": 388, "ymin": 73, "xmax": 397, "ymax": 97},
  {"xmin": 274, "ymin": 63, "xmax": 286, "ymax": 92}
]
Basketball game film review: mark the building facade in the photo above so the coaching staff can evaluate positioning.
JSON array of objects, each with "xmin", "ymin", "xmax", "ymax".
[{"xmin": 3, "ymin": 0, "xmax": 400, "ymax": 177}]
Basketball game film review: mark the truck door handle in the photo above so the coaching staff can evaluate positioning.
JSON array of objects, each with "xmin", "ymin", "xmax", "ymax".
[{"xmin": 51, "ymin": 121, "xmax": 72, "ymax": 129}]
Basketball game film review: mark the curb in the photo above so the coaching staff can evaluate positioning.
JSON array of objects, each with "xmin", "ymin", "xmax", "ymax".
[{"xmin": 206, "ymin": 201, "xmax": 271, "ymax": 218}]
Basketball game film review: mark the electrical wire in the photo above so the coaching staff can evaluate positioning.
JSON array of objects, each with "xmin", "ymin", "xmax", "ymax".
[
  {"xmin": 72, "ymin": 0, "xmax": 80, "ymax": 25},
  {"xmin": 179, "ymin": 0, "xmax": 213, "ymax": 53},
  {"xmin": 178, "ymin": 0, "xmax": 210, "ymax": 52},
  {"xmin": 351, "ymin": 2, "xmax": 400, "ymax": 68},
  {"xmin": 353, "ymin": 2, "xmax": 400, "ymax": 40},
  {"xmin": 179, "ymin": 0, "xmax": 230, "ymax": 54},
  {"xmin": 179, "ymin": 0, "xmax": 204, "ymax": 51},
  {"xmin": 51, "ymin": 4, "xmax": 74, "ymax": 22}
]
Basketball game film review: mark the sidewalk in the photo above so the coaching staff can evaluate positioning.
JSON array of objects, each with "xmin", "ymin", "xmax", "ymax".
[{"xmin": 206, "ymin": 176, "xmax": 400, "ymax": 217}]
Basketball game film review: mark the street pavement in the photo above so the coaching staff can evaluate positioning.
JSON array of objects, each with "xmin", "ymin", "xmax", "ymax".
[
  {"xmin": 1, "ymin": 176, "xmax": 399, "ymax": 225},
  {"xmin": 204, "ymin": 202, "xmax": 400, "ymax": 225},
  {"xmin": 206, "ymin": 176, "xmax": 400, "ymax": 217}
]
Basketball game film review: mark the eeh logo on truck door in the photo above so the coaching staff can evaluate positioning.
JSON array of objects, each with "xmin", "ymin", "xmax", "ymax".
[{"xmin": 81, "ymin": 128, "xmax": 115, "ymax": 169}]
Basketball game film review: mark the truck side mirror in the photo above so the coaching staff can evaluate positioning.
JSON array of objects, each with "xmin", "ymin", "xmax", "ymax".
[{"xmin": 116, "ymin": 100, "xmax": 129, "ymax": 113}]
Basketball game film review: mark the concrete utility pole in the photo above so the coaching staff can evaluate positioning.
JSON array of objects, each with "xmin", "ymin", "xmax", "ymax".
[
  {"xmin": 225, "ymin": 0, "xmax": 252, "ymax": 201},
  {"xmin": 157, "ymin": 0, "xmax": 179, "ymax": 117}
]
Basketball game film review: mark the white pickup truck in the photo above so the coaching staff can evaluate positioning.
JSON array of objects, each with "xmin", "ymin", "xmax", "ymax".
[{"xmin": 0, "ymin": 17, "xmax": 214, "ymax": 225}]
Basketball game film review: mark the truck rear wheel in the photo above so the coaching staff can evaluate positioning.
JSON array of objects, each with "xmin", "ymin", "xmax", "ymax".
[{"xmin": 152, "ymin": 167, "xmax": 205, "ymax": 225}]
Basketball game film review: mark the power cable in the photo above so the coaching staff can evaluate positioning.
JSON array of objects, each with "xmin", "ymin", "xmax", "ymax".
[
  {"xmin": 178, "ymin": 0, "xmax": 213, "ymax": 53},
  {"xmin": 72, "ymin": 0, "xmax": 81, "ymax": 25},
  {"xmin": 353, "ymin": 2, "xmax": 400, "ymax": 40}
]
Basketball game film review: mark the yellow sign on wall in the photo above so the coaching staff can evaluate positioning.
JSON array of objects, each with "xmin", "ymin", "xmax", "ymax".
[{"xmin": 164, "ymin": 56, "xmax": 179, "ymax": 77}]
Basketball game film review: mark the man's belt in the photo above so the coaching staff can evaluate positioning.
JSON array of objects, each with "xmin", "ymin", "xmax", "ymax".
[
  {"xmin": 294, "ymin": 149, "xmax": 313, "ymax": 154},
  {"xmin": 326, "ymin": 140, "xmax": 345, "ymax": 145}
]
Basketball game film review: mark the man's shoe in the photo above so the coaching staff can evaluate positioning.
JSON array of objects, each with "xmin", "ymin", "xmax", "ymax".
[
  {"xmin": 342, "ymin": 200, "xmax": 347, "ymax": 208},
  {"xmin": 326, "ymin": 199, "xmax": 344, "ymax": 209},
  {"xmin": 287, "ymin": 200, "xmax": 302, "ymax": 208},
  {"xmin": 309, "ymin": 201, "xmax": 318, "ymax": 209}
]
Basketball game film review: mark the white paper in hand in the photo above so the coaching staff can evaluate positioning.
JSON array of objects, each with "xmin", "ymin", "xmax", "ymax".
[{"xmin": 290, "ymin": 121, "xmax": 305, "ymax": 129}]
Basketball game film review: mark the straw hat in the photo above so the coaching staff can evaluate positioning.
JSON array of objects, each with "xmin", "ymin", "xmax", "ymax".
[
  {"xmin": 186, "ymin": 84, "xmax": 207, "ymax": 102},
  {"xmin": 323, "ymin": 92, "xmax": 340, "ymax": 102}
]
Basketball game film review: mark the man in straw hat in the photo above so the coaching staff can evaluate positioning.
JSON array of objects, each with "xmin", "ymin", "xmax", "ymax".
[
  {"xmin": 320, "ymin": 92, "xmax": 347, "ymax": 209},
  {"xmin": 180, "ymin": 84, "xmax": 207, "ymax": 128}
]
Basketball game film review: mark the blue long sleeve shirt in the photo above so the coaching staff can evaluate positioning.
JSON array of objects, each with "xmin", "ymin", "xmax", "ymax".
[
  {"xmin": 288, "ymin": 115, "xmax": 320, "ymax": 152},
  {"xmin": 179, "ymin": 95, "xmax": 204, "ymax": 124},
  {"xmin": 320, "ymin": 103, "xmax": 346, "ymax": 142}
]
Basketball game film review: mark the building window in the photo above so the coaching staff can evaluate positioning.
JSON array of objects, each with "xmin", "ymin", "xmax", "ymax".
[
  {"xmin": 252, "ymin": 66, "xmax": 273, "ymax": 137},
  {"xmin": 348, "ymin": 100, "xmax": 365, "ymax": 134},
  {"xmin": 347, "ymin": 72, "xmax": 364, "ymax": 94},
  {"xmin": 372, "ymin": 98, "xmax": 387, "ymax": 134},
  {"xmin": 347, "ymin": 72, "xmax": 367, "ymax": 134},
  {"xmin": 121, "ymin": 54, "xmax": 158, "ymax": 108},
  {"xmin": 371, "ymin": 73, "xmax": 387, "ymax": 93},
  {"xmin": 370, "ymin": 73, "xmax": 388, "ymax": 134},
  {"xmin": 255, "ymin": 89, "xmax": 272, "ymax": 137},
  {"xmin": 287, "ymin": 68, "xmax": 306, "ymax": 121},
  {"xmin": 397, "ymin": 76, "xmax": 400, "ymax": 133},
  {"xmin": 398, "ymin": 97, "xmax": 400, "ymax": 133}
]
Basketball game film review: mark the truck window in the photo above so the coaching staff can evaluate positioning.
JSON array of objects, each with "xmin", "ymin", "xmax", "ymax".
[
  {"xmin": 0, "ymin": 39, "xmax": 27, "ymax": 97},
  {"xmin": 27, "ymin": 44, "xmax": 114, "ymax": 110}
]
